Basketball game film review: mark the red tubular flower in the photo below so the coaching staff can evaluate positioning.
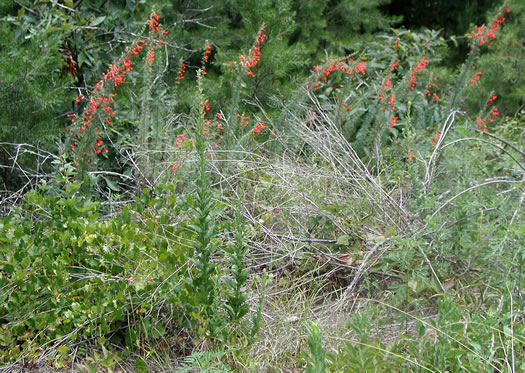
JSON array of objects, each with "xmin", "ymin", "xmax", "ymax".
[
  {"xmin": 239, "ymin": 24, "xmax": 266, "ymax": 77},
  {"xmin": 256, "ymin": 28, "xmax": 266, "ymax": 46},
  {"xmin": 414, "ymin": 57, "xmax": 429, "ymax": 73},
  {"xmin": 203, "ymin": 100, "xmax": 210, "ymax": 114},
  {"xmin": 177, "ymin": 62, "xmax": 186, "ymax": 84},
  {"xmin": 202, "ymin": 43, "xmax": 212, "ymax": 75},
  {"xmin": 432, "ymin": 130, "xmax": 443, "ymax": 145},
  {"xmin": 252, "ymin": 121, "xmax": 266, "ymax": 134},
  {"xmin": 388, "ymin": 93, "xmax": 396, "ymax": 112},
  {"xmin": 130, "ymin": 43, "xmax": 144, "ymax": 55},
  {"xmin": 171, "ymin": 161, "xmax": 182, "ymax": 173},
  {"xmin": 121, "ymin": 58, "xmax": 133, "ymax": 72},
  {"xmin": 407, "ymin": 57, "xmax": 430, "ymax": 92},
  {"xmin": 149, "ymin": 10, "xmax": 160, "ymax": 32},
  {"xmin": 389, "ymin": 116, "xmax": 398, "ymax": 128},
  {"xmin": 203, "ymin": 43, "xmax": 212, "ymax": 63},
  {"xmin": 147, "ymin": 51, "xmax": 155, "ymax": 66},
  {"xmin": 354, "ymin": 61, "xmax": 367, "ymax": 75},
  {"xmin": 487, "ymin": 95, "xmax": 497, "ymax": 105},
  {"xmin": 176, "ymin": 134, "xmax": 186, "ymax": 149},
  {"xmin": 476, "ymin": 117, "xmax": 487, "ymax": 131},
  {"xmin": 470, "ymin": 71, "xmax": 482, "ymax": 86}
]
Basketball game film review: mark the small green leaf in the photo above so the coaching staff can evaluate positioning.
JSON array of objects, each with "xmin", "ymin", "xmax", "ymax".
[
  {"xmin": 408, "ymin": 279, "xmax": 418, "ymax": 293},
  {"xmin": 134, "ymin": 280, "xmax": 146, "ymax": 292},
  {"xmin": 336, "ymin": 235, "xmax": 351, "ymax": 246},
  {"xmin": 384, "ymin": 225, "xmax": 397, "ymax": 237},
  {"xmin": 66, "ymin": 181, "xmax": 80, "ymax": 191},
  {"xmin": 57, "ymin": 345, "xmax": 68, "ymax": 354},
  {"xmin": 104, "ymin": 177, "xmax": 120, "ymax": 192},
  {"xmin": 78, "ymin": 52, "xmax": 92, "ymax": 68},
  {"xmin": 135, "ymin": 358, "xmax": 147, "ymax": 372},
  {"xmin": 89, "ymin": 16, "xmax": 106, "ymax": 27},
  {"xmin": 416, "ymin": 320, "xmax": 425, "ymax": 338}
]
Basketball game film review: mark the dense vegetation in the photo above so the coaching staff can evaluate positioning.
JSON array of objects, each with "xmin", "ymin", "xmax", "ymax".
[{"xmin": 0, "ymin": 0, "xmax": 523, "ymax": 371}]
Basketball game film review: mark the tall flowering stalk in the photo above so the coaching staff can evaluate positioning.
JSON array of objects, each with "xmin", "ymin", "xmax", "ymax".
[
  {"xmin": 219, "ymin": 24, "xmax": 270, "ymax": 145},
  {"xmin": 447, "ymin": 6, "xmax": 510, "ymax": 113},
  {"xmin": 424, "ymin": 6, "xmax": 510, "ymax": 192},
  {"xmin": 202, "ymin": 42, "xmax": 212, "ymax": 75},
  {"xmin": 66, "ymin": 10, "xmax": 168, "ymax": 181},
  {"xmin": 238, "ymin": 24, "xmax": 266, "ymax": 77},
  {"xmin": 180, "ymin": 70, "xmax": 223, "ymax": 337}
]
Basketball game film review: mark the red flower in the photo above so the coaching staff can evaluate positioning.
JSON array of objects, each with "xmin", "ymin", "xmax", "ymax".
[
  {"xmin": 203, "ymin": 43, "xmax": 212, "ymax": 63},
  {"xmin": 388, "ymin": 93, "xmax": 396, "ymax": 106},
  {"xmin": 239, "ymin": 24, "xmax": 266, "ymax": 77},
  {"xmin": 476, "ymin": 117, "xmax": 487, "ymax": 131},
  {"xmin": 252, "ymin": 121, "xmax": 266, "ymax": 134},
  {"xmin": 149, "ymin": 10, "xmax": 160, "ymax": 32},
  {"xmin": 203, "ymin": 100, "xmax": 210, "ymax": 114},
  {"xmin": 408, "ymin": 57, "xmax": 430, "ymax": 92},
  {"xmin": 171, "ymin": 161, "xmax": 182, "ymax": 173},
  {"xmin": 432, "ymin": 130, "xmax": 443, "ymax": 145},
  {"xmin": 177, "ymin": 62, "xmax": 186, "ymax": 84},
  {"xmin": 354, "ymin": 61, "xmax": 367, "ymax": 75},
  {"xmin": 256, "ymin": 28, "xmax": 266, "ymax": 46},
  {"xmin": 414, "ymin": 57, "xmax": 429, "ymax": 73},
  {"xmin": 390, "ymin": 116, "xmax": 398, "ymax": 128},
  {"xmin": 470, "ymin": 71, "xmax": 482, "ymax": 86},
  {"xmin": 147, "ymin": 51, "xmax": 155, "ymax": 66},
  {"xmin": 176, "ymin": 134, "xmax": 186, "ymax": 149}
]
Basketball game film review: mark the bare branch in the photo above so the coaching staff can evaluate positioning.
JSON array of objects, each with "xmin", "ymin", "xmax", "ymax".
[{"xmin": 431, "ymin": 178, "xmax": 524, "ymax": 218}]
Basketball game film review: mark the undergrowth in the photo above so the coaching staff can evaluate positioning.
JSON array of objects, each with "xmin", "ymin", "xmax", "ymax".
[{"xmin": 0, "ymin": 2, "xmax": 523, "ymax": 372}]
